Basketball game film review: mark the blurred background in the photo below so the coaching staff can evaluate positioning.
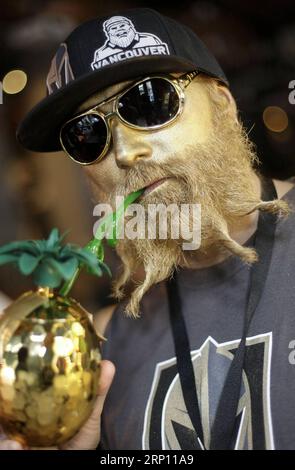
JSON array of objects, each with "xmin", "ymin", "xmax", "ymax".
[{"xmin": 0, "ymin": 0, "xmax": 294, "ymax": 311}]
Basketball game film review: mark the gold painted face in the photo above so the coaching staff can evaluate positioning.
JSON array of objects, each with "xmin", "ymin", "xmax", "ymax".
[
  {"xmin": 77, "ymin": 73, "xmax": 213, "ymax": 203},
  {"xmin": 67, "ymin": 73, "xmax": 284, "ymax": 318}
]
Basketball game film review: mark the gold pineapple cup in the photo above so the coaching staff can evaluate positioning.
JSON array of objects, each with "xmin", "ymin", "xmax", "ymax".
[{"xmin": 0, "ymin": 291, "xmax": 102, "ymax": 447}]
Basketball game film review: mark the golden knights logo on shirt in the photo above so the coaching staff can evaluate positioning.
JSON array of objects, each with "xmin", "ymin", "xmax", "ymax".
[
  {"xmin": 142, "ymin": 333, "xmax": 274, "ymax": 450},
  {"xmin": 91, "ymin": 15, "xmax": 170, "ymax": 70}
]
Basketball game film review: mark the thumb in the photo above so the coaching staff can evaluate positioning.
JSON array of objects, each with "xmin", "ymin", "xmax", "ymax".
[
  {"xmin": 91, "ymin": 359, "xmax": 116, "ymax": 419},
  {"xmin": 96, "ymin": 359, "xmax": 116, "ymax": 413},
  {"xmin": 60, "ymin": 360, "xmax": 115, "ymax": 450}
]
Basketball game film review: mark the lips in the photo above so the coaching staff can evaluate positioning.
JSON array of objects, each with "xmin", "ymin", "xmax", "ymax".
[{"xmin": 140, "ymin": 177, "xmax": 170, "ymax": 198}]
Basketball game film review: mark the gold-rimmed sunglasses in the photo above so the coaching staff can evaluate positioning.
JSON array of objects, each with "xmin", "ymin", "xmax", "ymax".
[{"xmin": 60, "ymin": 71, "xmax": 199, "ymax": 165}]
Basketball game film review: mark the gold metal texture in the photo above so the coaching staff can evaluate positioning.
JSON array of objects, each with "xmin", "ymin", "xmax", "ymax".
[{"xmin": 0, "ymin": 292, "xmax": 102, "ymax": 447}]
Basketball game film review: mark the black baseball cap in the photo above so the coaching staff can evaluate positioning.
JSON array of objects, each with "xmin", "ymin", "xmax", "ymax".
[{"xmin": 17, "ymin": 7, "xmax": 229, "ymax": 153}]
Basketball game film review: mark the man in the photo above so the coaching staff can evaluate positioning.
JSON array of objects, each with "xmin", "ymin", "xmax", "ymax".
[{"xmin": 4, "ymin": 7, "xmax": 295, "ymax": 450}]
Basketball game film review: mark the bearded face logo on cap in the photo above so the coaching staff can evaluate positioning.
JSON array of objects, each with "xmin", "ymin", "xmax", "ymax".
[
  {"xmin": 105, "ymin": 16, "xmax": 137, "ymax": 48},
  {"xmin": 91, "ymin": 15, "xmax": 170, "ymax": 70}
]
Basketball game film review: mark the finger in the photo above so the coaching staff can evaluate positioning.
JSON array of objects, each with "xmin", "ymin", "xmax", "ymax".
[
  {"xmin": 98, "ymin": 359, "xmax": 116, "ymax": 392},
  {"xmin": 96, "ymin": 359, "xmax": 116, "ymax": 411}
]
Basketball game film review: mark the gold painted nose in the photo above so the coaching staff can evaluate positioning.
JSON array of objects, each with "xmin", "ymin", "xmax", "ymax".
[{"xmin": 111, "ymin": 120, "xmax": 152, "ymax": 169}]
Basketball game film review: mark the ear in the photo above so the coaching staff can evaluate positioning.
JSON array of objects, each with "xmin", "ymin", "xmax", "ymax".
[{"xmin": 215, "ymin": 83, "xmax": 239, "ymax": 123}]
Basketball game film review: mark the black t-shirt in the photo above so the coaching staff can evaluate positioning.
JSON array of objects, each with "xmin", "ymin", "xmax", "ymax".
[{"xmin": 101, "ymin": 184, "xmax": 295, "ymax": 450}]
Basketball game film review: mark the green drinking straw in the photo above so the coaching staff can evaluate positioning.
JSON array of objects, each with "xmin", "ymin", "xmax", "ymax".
[{"xmin": 59, "ymin": 189, "xmax": 143, "ymax": 296}]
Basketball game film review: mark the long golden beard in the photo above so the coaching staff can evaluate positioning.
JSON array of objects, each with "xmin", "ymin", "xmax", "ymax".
[{"xmin": 105, "ymin": 84, "xmax": 290, "ymax": 318}]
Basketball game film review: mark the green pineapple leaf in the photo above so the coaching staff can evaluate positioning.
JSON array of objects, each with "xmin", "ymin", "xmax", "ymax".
[
  {"xmin": 0, "ymin": 240, "xmax": 38, "ymax": 256},
  {"xmin": 0, "ymin": 254, "xmax": 19, "ymax": 266},
  {"xmin": 48, "ymin": 257, "xmax": 79, "ymax": 280},
  {"xmin": 0, "ymin": 228, "xmax": 111, "ymax": 291},
  {"xmin": 19, "ymin": 253, "xmax": 40, "ymax": 275},
  {"xmin": 0, "ymin": 190, "xmax": 144, "ymax": 295},
  {"xmin": 46, "ymin": 228, "xmax": 60, "ymax": 249},
  {"xmin": 32, "ymin": 262, "xmax": 63, "ymax": 288}
]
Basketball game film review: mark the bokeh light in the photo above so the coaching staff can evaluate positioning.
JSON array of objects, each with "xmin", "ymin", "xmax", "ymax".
[
  {"xmin": 263, "ymin": 106, "xmax": 289, "ymax": 133},
  {"xmin": 2, "ymin": 69, "xmax": 27, "ymax": 95}
]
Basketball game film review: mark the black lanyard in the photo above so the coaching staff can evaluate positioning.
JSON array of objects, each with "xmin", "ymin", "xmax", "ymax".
[{"xmin": 167, "ymin": 177, "xmax": 278, "ymax": 450}]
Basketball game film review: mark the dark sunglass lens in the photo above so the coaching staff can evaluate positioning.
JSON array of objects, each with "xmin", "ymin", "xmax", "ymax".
[
  {"xmin": 118, "ymin": 78, "xmax": 180, "ymax": 127},
  {"xmin": 61, "ymin": 114, "xmax": 108, "ymax": 164}
]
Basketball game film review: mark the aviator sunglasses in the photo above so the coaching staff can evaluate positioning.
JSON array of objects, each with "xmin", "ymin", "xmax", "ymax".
[{"xmin": 60, "ymin": 71, "xmax": 199, "ymax": 165}]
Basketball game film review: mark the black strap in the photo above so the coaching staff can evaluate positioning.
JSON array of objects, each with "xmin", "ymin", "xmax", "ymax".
[
  {"xmin": 167, "ymin": 177, "xmax": 278, "ymax": 450},
  {"xmin": 167, "ymin": 277, "xmax": 205, "ymax": 449}
]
